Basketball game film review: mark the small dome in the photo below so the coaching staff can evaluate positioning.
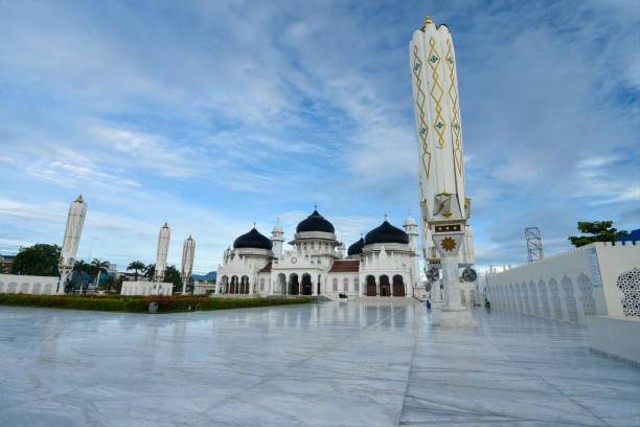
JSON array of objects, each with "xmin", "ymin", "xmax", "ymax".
[
  {"xmin": 296, "ymin": 210, "xmax": 335, "ymax": 233},
  {"xmin": 364, "ymin": 221, "xmax": 410, "ymax": 245},
  {"xmin": 233, "ymin": 228, "xmax": 273, "ymax": 250},
  {"xmin": 347, "ymin": 237, "xmax": 364, "ymax": 256}
]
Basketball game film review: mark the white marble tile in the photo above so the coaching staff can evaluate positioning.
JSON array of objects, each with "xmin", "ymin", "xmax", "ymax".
[{"xmin": 0, "ymin": 301, "xmax": 638, "ymax": 426}]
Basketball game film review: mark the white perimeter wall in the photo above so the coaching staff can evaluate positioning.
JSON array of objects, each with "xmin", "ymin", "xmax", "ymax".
[
  {"xmin": 0, "ymin": 274, "xmax": 59, "ymax": 295},
  {"xmin": 121, "ymin": 281, "xmax": 173, "ymax": 296},
  {"xmin": 485, "ymin": 242, "xmax": 640, "ymax": 325}
]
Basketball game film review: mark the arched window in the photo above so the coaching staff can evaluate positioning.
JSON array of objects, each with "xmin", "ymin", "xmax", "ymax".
[
  {"xmin": 260, "ymin": 278, "xmax": 265, "ymax": 291},
  {"xmin": 343, "ymin": 278, "xmax": 349, "ymax": 292},
  {"xmin": 354, "ymin": 278, "xmax": 360, "ymax": 292},
  {"xmin": 332, "ymin": 278, "xmax": 338, "ymax": 292}
]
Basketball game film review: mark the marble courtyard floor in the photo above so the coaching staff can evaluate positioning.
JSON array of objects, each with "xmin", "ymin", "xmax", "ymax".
[{"xmin": 1, "ymin": 300, "xmax": 638, "ymax": 427}]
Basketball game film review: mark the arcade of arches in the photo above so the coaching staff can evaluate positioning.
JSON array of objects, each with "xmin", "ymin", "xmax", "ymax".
[
  {"xmin": 366, "ymin": 275, "xmax": 405, "ymax": 297},
  {"xmin": 219, "ymin": 273, "xmax": 406, "ymax": 297}
]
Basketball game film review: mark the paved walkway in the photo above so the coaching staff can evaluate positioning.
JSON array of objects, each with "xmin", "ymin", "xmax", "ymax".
[{"xmin": 0, "ymin": 300, "xmax": 638, "ymax": 426}]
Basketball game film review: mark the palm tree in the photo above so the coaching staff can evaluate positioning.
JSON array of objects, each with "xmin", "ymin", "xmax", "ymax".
[
  {"xmin": 89, "ymin": 258, "xmax": 111, "ymax": 291},
  {"xmin": 127, "ymin": 260, "xmax": 146, "ymax": 281},
  {"xmin": 71, "ymin": 260, "xmax": 89, "ymax": 293},
  {"xmin": 144, "ymin": 264, "xmax": 155, "ymax": 281}
]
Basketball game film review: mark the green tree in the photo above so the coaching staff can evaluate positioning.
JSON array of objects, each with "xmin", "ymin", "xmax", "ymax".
[
  {"xmin": 144, "ymin": 263, "xmax": 155, "ymax": 280},
  {"xmin": 126, "ymin": 260, "xmax": 146, "ymax": 281},
  {"xmin": 12, "ymin": 244, "xmax": 61, "ymax": 276},
  {"xmin": 568, "ymin": 221, "xmax": 629, "ymax": 247},
  {"xmin": 70, "ymin": 259, "xmax": 90, "ymax": 293},
  {"xmin": 89, "ymin": 258, "xmax": 110, "ymax": 290},
  {"xmin": 164, "ymin": 265, "xmax": 183, "ymax": 292},
  {"xmin": 102, "ymin": 276, "xmax": 117, "ymax": 292}
]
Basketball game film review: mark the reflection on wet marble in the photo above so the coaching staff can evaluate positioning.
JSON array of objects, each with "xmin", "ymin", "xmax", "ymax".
[{"xmin": 0, "ymin": 300, "xmax": 638, "ymax": 426}]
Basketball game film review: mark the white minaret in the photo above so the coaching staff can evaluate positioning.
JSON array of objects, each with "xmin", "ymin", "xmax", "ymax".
[
  {"xmin": 403, "ymin": 216, "xmax": 421, "ymax": 294},
  {"xmin": 271, "ymin": 219, "xmax": 284, "ymax": 260},
  {"xmin": 57, "ymin": 194, "xmax": 87, "ymax": 293},
  {"xmin": 154, "ymin": 223, "xmax": 171, "ymax": 282},
  {"xmin": 410, "ymin": 16, "xmax": 475, "ymax": 326},
  {"xmin": 181, "ymin": 235, "xmax": 195, "ymax": 294}
]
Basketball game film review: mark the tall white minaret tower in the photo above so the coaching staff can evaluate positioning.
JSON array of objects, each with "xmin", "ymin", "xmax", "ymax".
[
  {"xmin": 154, "ymin": 223, "xmax": 171, "ymax": 282},
  {"xmin": 57, "ymin": 194, "xmax": 87, "ymax": 293},
  {"xmin": 271, "ymin": 219, "xmax": 284, "ymax": 260},
  {"xmin": 410, "ymin": 16, "xmax": 475, "ymax": 325},
  {"xmin": 403, "ymin": 216, "xmax": 421, "ymax": 293},
  {"xmin": 181, "ymin": 235, "xmax": 195, "ymax": 294}
]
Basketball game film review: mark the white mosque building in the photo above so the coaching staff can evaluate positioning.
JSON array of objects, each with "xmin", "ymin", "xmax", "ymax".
[{"xmin": 215, "ymin": 209, "xmax": 422, "ymax": 298}]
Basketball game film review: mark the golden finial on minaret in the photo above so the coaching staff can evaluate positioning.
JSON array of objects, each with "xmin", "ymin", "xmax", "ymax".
[{"xmin": 421, "ymin": 16, "xmax": 433, "ymax": 31}]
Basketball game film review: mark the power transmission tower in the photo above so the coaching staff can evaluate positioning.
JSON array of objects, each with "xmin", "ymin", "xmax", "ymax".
[{"xmin": 525, "ymin": 227, "xmax": 544, "ymax": 263}]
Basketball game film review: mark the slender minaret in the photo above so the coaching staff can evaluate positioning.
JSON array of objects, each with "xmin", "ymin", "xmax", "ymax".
[
  {"xmin": 271, "ymin": 220, "xmax": 284, "ymax": 260},
  {"xmin": 154, "ymin": 223, "xmax": 171, "ymax": 282},
  {"xmin": 403, "ymin": 216, "xmax": 421, "ymax": 295},
  {"xmin": 410, "ymin": 16, "xmax": 475, "ymax": 324},
  {"xmin": 57, "ymin": 195, "xmax": 87, "ymax": 293},
  {"xmin": 181, "ymin": 235, "xmax": 196, "ymax": 294}
]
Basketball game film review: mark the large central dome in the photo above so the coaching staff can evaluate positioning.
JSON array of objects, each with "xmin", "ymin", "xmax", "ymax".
[
  {"xmin": 364, "ymin": 221, "xmax": 409, "ymax": 245},
  {"xmin": 233, "ymin": 228, "xmax": 273, "ymax": 250},
  {"xmin": 296, "ymin": 210, "xmax": 335, "ymax": 233}
]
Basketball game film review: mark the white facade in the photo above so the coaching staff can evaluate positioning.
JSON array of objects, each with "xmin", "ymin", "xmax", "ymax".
[
  {"xmin": 216, "ymin": 210, "xmax": 419, "ymax": 299},
  {"xmin": 0, "ymin": 274, "xmax": 58, "ymax": 295},
  {"xmin": 485, "ymin": 241, "xmax": 640, "ymax": 324}
]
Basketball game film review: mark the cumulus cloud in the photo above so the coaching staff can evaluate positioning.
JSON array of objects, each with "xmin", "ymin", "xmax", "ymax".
[{"xmin": 0, "ymin": 0, "xmax": 637, "ymax": 272}]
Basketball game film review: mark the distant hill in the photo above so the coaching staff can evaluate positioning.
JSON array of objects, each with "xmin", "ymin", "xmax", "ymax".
[{"xmin": 192, "ymin": 271, "xmax": 216, "ymax": 281}]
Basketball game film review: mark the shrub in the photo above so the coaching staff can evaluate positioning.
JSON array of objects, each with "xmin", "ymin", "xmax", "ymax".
[{"xmin": 0, "ymin": 294, "xmax": 313, "ymax": 313}]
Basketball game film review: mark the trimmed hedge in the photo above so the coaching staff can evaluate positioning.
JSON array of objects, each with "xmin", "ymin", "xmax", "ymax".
[{"xmin": 0, "ymin": 294, "xmax": 313, "ymax": 313}]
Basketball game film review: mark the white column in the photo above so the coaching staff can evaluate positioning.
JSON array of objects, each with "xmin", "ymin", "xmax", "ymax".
[{"xmin": 433, "ymin": 232, "xmax": 465, "ymax": 311}]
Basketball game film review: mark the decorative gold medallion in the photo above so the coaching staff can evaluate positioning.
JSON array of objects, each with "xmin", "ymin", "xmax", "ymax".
[{"xmin": 441, "ymin": 237, "xmax": 456, "ymax": 252}]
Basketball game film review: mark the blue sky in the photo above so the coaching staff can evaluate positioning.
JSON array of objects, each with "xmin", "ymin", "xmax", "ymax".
[{"xmin": 1, "ymin": 0, "xmax": 638, "ymax": 274}]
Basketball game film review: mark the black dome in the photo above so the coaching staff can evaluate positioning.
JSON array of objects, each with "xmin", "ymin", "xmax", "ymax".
[
  {"xmin": 364, "ymin": 221, "xmax": 409, "ymax": 245},
  {"xmin": 296, "ymin": 210, "xmax": 335, "ymax": 233},
  {"xmin": 233, "ymin": 228, "xmax": 273, "ymax": 250},
  {"xmin": 347, "ymin": 238, "xmax": 364, "ymax": 256}
]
